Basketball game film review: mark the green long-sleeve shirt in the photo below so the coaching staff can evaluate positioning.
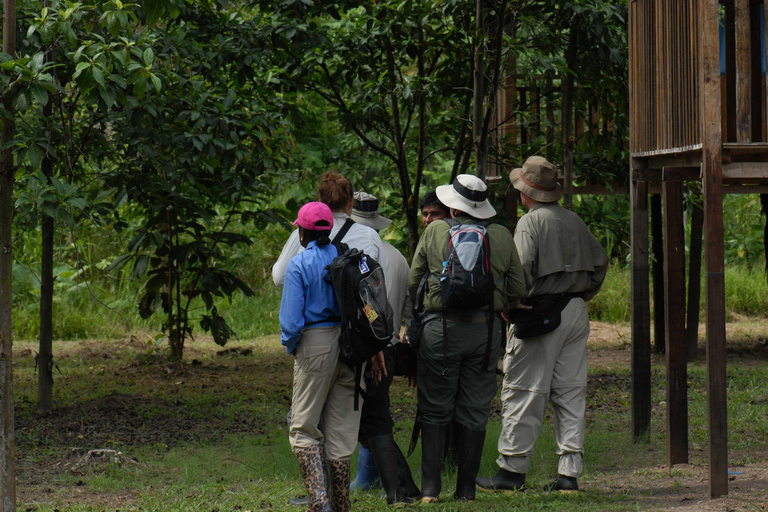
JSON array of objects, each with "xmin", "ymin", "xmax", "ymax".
[{"xmin": 409, "ymin": 215, "xmax": 526, "ymax": 312}]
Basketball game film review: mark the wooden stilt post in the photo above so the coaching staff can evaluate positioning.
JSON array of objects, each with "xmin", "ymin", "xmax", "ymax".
[
  {"xmin": 700, "ymin": 0, "xmax": 728, "ymax": 498},
  {"xmin": 631, "ymin": 170, "xmax": 651, "ymax": 442},
  {"xmin": 662, "ymin": 179, "xmax": 688, "ymax": 466},
  {"xmin": 651, "ymin": 193, "xmax": 666, "ymax": 354},
  {"xmin": 686, "ymin": 200, "xmax": 704, "ymax": 362}
]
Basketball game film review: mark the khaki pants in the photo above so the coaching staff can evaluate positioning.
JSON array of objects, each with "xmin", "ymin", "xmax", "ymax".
[
  {"xmin": 289, "ymin": 326, "xmax": 361, "ymax": 461},
  {"xmin": 496, "ymin": 298, "xmax": 590, "ymax": 478}
]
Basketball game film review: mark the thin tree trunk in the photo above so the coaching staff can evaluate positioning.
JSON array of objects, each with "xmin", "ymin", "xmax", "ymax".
[
  {"xmin": 38, "ymin": 101, "xmax": 55, "ymax": 415},
  {"xmin": 1, "ymin": 1, "xmax": 18, "ymax": 508},
  {"xmin": 473, "ymin": 0, "xmax": 487, "ymax": 179},
  {"xmin": 561, "ymin": 24, "xmax": 579, "ymax": 209}
]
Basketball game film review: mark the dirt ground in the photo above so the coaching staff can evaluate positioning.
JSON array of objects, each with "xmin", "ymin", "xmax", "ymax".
[
  {"xmin": 586, "ymin": 321, "xmax": 768, "ymax": 511},
  {"xmin": 12, "ymin": 321, "xmax": 768, "ymax": 511}
]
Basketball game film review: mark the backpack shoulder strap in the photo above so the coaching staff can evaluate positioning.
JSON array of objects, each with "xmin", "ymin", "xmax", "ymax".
[
  {"xmin": 332, "ymin": 218, "xmax": 355, "ymax": 245},
  {"xmin": 443, "ymin": 218, "xmax": 459, "ymax": 228}
]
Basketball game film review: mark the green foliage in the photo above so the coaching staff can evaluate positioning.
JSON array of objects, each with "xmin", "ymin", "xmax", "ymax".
[
  {"xmin": 587, "ymin": 264, "xmax": 631, "ymax": 323},
  {"xmin": 722, "ymin": 194, "xmax": 767, "ymax": 266}
]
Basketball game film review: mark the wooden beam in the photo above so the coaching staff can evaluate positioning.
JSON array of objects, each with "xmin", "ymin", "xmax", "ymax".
[
  {"xmin": 700, "ymin": 0, "xmax": 729, "ymax": 498},
  {"xmin": 722, "ymin": 162, "xmax": 768, "ymax": 179},
  {"xmin": 687, "ymin": 201, "xmax": 704, "ymax": 362},
  {"xmin": 645, "ymin": 148, "xmax": 703, "ymax": 168},
  {"xmin": 725, "ymin": 0, "xmax": 737, "ymax": 142},
  {"xmin": 663, "ymin": 167, "xmax": 700, "ymax": 181},
  {"xmin": 663, "ymin": 180, "xmax": 689, "ymax": 466},
  {"xmin": 633, "ymin": 168, "xmax": 662, "ymax": 182},
  {"xmin": 651, "ymin": 194, "xmax": 665, "ymax": 355},
  {"xmin": 630, "ymin": 175, "xmax": 652, "ymax": 442},
  {"xmin": 735, "ymin": 0, "xmax": 751, "ymax": 142}
]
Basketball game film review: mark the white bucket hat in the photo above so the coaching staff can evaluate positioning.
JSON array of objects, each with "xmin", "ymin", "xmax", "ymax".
[
  {"xmin": 435, "ymin": 174, "xmax": 496, "ymax": 219},
  {"xmin": 351, "ymin": 191, "xmax": 392, "ymax": 231}
]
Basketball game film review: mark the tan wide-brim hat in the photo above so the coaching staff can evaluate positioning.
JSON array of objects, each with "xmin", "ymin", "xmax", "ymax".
[
  {"xmin": 436, "ymin": 174, "xmax": 496, "ymax": 219},
  {"xmin": 351, "ymin": 190, "xmax": 392, "ymax": 231},
  {"xmin": 509, "ymin": 156, "xmax": 562, "ymax": 203}
]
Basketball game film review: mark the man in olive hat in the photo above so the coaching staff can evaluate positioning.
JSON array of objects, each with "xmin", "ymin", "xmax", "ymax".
[
  {"xmin": 409, "ymin": 174, "xmax": 525, "ymax": 503},
  {"xmin": 476, "ymin": 156, "xmax": 608, "ymax": 493}
]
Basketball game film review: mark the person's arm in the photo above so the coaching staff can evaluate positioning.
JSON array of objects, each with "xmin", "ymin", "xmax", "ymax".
[
  {"xmin": 408, "ymin": 234, "xmax": 430, "ymax": 306},
  {"xmin": 279, "ymin": 260, "xmax": 307, "ymax": 354},
  {"xmin": 272, "ymin": 230, "xmax": 302, "ymax": 288},
  {"xmin": 513, "ymin": 227, "xmax": 535, "ymax": 294},
  {"xmin": 504, "ymin": 237, "xmax": 527, "ymax": 307},
  {"xmin": 583, "ymin": 233, "xmax": 609, "ymax": 302}
]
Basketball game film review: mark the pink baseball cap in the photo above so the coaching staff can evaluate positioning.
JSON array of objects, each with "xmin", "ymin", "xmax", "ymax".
[{"xmin": 293, "ymin": 201, "xmax": 334, "ymax": 231}]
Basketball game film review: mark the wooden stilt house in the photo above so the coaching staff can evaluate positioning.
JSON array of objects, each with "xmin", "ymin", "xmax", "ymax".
[{"xmin": 630, "ymin": 0, "xmax": 768, "ymax": 498}]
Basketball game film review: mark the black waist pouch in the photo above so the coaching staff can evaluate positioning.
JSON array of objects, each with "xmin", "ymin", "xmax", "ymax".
[{"xmin": 507, "ymin": 294, "xmax": 579, "ymax": 339}]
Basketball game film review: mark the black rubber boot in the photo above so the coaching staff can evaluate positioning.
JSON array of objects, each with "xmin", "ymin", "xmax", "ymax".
[
  {"xmin": 368, "ymin": 435, "xmax": 414, "ymax": 504},
  {"xmin": 545, "ymin": 474, "xmax": 579, "ymax": 492},
  {"xmin": 453, "ymin": 425, "xmax": 486, "ymax": 502},
  {"xmin": 443, "ymin": 421, "xmax": 459, "ymax": 470},
  {"xmin": 396, "ymin": 447, "xmax": 421, "ymax": 499},
  {"xmin": 419, "ymin": 424, "xmax": 447, "ymax": 503},
  {"xmin": 476, "ymin": 467, "xmax": 526, "ymax": 493}
]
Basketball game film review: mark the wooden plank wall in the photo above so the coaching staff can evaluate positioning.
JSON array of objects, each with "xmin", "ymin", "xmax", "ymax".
[{"xmin": 630, "ymin": 0, "xmax": 700, "ymax": 154}]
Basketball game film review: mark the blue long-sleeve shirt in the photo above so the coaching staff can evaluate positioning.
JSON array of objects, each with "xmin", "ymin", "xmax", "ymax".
[{"xmin": 279, "ymin": 240, "xmax": 341, "ymax": 354}]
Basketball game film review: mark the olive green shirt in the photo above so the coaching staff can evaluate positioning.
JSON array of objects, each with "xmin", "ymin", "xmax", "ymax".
[
  {"xmin": 409, "ymin": 215, "xmax": 526, "ymax": 312},
  {"xmin": 514, "ymin": 202, "xmax": 608, "ymax": 301}
]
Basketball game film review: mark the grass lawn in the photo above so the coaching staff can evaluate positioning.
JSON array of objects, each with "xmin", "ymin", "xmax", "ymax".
[{"xmin": 12, "ymin": 319, "xmax": 768, "ymax": 512}]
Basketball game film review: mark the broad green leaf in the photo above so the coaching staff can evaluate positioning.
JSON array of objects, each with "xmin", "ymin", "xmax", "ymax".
[
  {"xmin": 26, "ymin": 145, "xmax": 43, "ymax": 170},
  {"xmin": 99, "ymin": 86, "xmax": 116, "ymax": 108},
  {"xmin": 133, "ymin": 254, "xmax": 150, "ymax": 278},
  {"xmin": 143, "ymin": 47, "xmax": 154, "ymax": 67},
  {"xmin": 145, "ymin": 0, "xmax": 164, "ymax": 26},
  {"xmin": 150, "ymin": 73, "xmax": 162, "ymax": 92},
  {"xmin": 107, "ymin": 254, "xmax": 133, "ymax": 272},
  {"xmin": 72, "ymin": 61, "xmax": 91, "ymax": 80},
  {"xmin": 92, "ymin": 66, "xmax": 105, "ymax": 86},
  {"xmin": 30, "ymin": 84, "xmax": 49, "ymax": 107}
]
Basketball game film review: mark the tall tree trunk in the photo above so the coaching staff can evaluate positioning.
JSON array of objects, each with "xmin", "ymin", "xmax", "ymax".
[
  {"xmin": 561, "ymin": 24, "xmax": 579, "ymax": 209},
  {"xmin": 38, "ymin": 101, "xmax": 55, "ymax": 415},
  {"xmin": 1, "ymin": 1, "xmax": 18, "ymax": 509},
  {"xmin": 473, "ymin": 0, "xmax": 488, "ymax": 179}
]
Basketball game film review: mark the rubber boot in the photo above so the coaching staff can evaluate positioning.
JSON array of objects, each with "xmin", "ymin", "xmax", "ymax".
[
  {"xmin": 419, "ymin": 424, "xmax": 446, "ymax": 503},
  {"xmin": 476, "ymin": 467, "xmax": 526, "ymax": 493},
  {"xmin": 328, "ymin": 459, "xmax": 351, "ymax": 512},
  {"xmin": 453, "ymin": 425, "xmax": 486, "ymax": 501},
  {"xmin": 293, "ymin": 446, "xmax": 332, "ymax": 512},
  {"xmin": 545, "ymin": 474, "xmax": 579, "ymax": 492},
  {"xmin": 368, "ymin": 435, "xmax": 414, "ymax": 504},
  {"xmin": 443, "ymin": 421, "xmax": 459, "ymax": 470},
  {"xmin": 350, "ymin": 443, "xmax": 381, "ymax": 491},
  {"xmin": 396, "ymin": 445, "xmax": 421, "ymax": 499}
]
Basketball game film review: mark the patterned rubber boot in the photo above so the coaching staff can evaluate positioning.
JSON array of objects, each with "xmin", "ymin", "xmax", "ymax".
[
  {"xmin": 293, "ymin": 446, "xmax": 332, "ymax": 512},
  {"xmin": 328, "ymin": 458, "xmax": 351, "ymax": 512}
]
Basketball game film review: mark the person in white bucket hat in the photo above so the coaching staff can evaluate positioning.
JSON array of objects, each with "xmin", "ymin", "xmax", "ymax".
[
  {"xmin": 435, "ymin": 174, "xmax": 497, "ymax": 219},
  {"xmin": 408, "ymin": 174, "xmax": 525, "ymax": 503}
]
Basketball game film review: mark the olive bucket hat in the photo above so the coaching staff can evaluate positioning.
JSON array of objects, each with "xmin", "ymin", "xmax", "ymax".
[{"xmin": 509, "ymin": 156, "xmax": 562, "ymax": 203}]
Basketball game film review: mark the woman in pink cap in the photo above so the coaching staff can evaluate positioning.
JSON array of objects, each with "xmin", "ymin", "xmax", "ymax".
[{"xmin": 280, "ymin": 201, "xmax": 358, "ymax": 512}]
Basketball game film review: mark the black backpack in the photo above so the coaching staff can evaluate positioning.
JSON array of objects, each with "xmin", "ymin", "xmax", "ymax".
[{"xmin": 325, "ymin": 219, "xmax": 394, "ymax": 407}]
